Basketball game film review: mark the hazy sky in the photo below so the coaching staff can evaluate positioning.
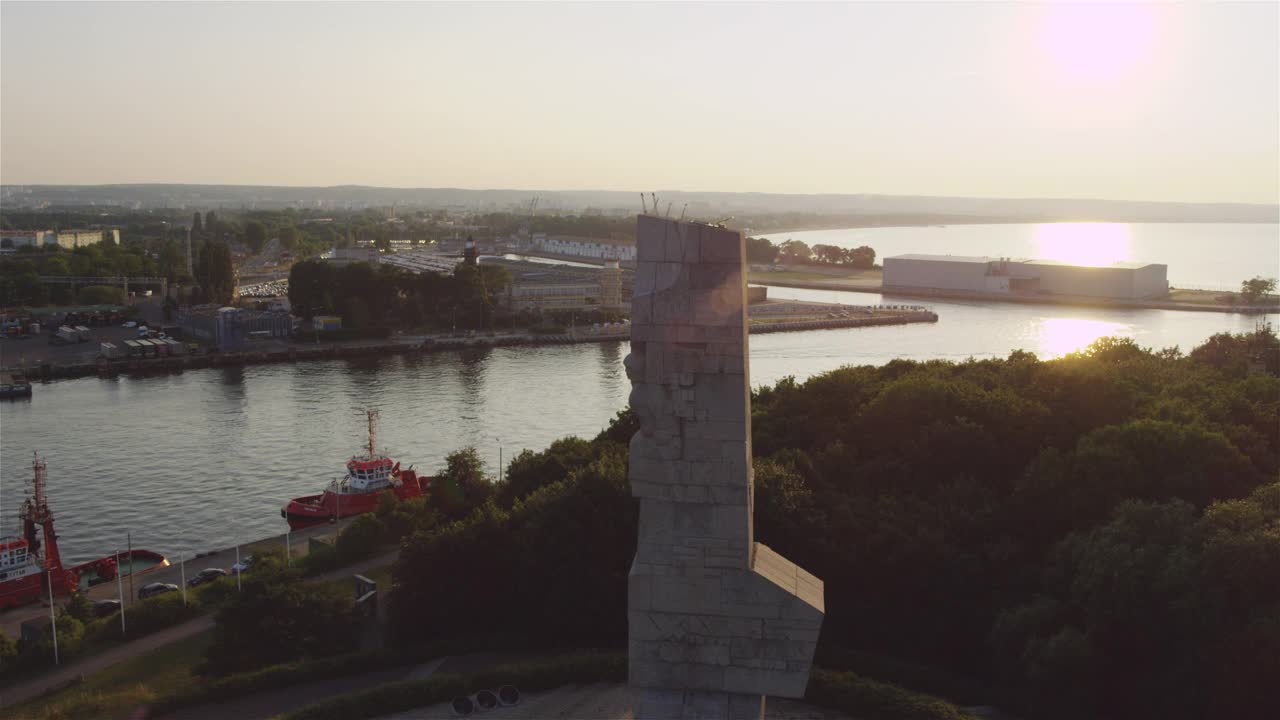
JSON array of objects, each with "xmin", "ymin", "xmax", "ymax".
[{"xmin": 2, "ymin": 1, "xmax": 1277, "ymax": 203}]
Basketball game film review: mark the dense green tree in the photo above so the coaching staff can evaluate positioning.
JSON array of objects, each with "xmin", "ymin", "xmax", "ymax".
[
  {"xmin": 845, "ymin": 245, "xmax": 876, "ymax": 269},
  {"xmin": 202, "ymin": 552, "xmax": 355, "ymax": 676},
  {"xmin": 244, "ymin": 221, "xmax": 267, "ymax": 254},
  {"xmin": 497, "ymin": 437, "xmax": 594, "ymax": 507},
  {"xmin": 1239, "ymin": 275, "xmax": 1277, "ymax": 303},
  {"xmin": 194, "ymin": 239, "xmax": 234, "ymax": 305},
  {"xmin": 778, "ymin": 239, "xmax": 812, "ymax": 263},
  {"xmin": 430, "ymin": 447, "xmax": 494, "ymax": 520},
  {"xmin": 279, "ymin": 225, "xmax": 302, "ymax": 251},
  {"xmin": 745, "ymin": 236, "xmax": 778, "ymax": 264}
]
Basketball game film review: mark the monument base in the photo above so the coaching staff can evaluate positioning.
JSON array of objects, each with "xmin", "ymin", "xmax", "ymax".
[{"xmin": 634, "ymin": 689, "xmax": 766, "ymax": 720}]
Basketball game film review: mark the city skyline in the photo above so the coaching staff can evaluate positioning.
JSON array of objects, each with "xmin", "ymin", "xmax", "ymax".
[{"xmin": 2, "ymin": 1, "xmax": 1277, "ymax": 204}]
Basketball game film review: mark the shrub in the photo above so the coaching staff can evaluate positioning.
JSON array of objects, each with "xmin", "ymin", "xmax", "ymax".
[
  {"xmin": 201, "ymin": 569, "xmax": 356, "ymax": 676},
  {"xmin": 77, "ymin": 285, "xmax": 125, "ymax": 305},
  {"xmin": 337, "ymin": 513, "xmax": 385, "ymax": 563},
  {"xmin": 281, "ymin": 652, "xmax": 626, "ymax": 720},
  {"xmin": 299, "ymin": 540, "xmax": 339, "ymax": 576},
  {"xmin": 806, "ymin": 668, "xmax": 979, "ymax": 720}
]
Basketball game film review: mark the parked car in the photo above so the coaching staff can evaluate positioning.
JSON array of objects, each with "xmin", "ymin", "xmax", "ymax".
[
  {"xmin": 92, "ymin": 599, "xmax": 122, "ymax": 617},
  {"xmin": 138, "ymin": 582, "xmax": 179, "ymax": 599},
  {"xmin": 231, "ymin": 555, "xmax": 254, "ymax": 574},
  {"xmin": 188, "ymin": 568, "xmax": 229, "ymax": 587},
  {"xmin": 122, "ymin": 321, "xmax": 137, "ymax": 328}
]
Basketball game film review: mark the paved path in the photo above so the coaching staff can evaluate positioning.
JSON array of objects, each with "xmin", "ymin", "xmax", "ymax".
[
  {"xmin": 0, "ymin": 549, "xmax": 398, "ymax": 709},
  {"xmin": 379, "ymin": 683, "xmax": 856, "ymax": 720}
]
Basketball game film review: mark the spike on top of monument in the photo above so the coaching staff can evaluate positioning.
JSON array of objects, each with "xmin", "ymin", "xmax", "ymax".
[{"xmin": 626, "ymin": 214, "xmax": 824, "ymax": 712}]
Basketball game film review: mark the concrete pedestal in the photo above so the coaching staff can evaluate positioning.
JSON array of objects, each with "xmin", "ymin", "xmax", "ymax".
[{"xmin": 635, "ymin": 689, "xmax": 766, "ymax": 720}]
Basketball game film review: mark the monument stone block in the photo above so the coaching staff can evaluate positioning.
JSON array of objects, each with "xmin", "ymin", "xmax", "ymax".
[{"xmin": 627, "ymin": 215, "xmax": 825, "ymax": 719}]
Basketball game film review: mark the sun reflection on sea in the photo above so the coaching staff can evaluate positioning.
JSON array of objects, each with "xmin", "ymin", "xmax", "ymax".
[
  {"xmin": 1035, "ymin": 317, "xmax": 1133, "ymax": 358},
  {"xmin": 1034, "ymin": 223, "xmax": 1132, "ymax": 266}
]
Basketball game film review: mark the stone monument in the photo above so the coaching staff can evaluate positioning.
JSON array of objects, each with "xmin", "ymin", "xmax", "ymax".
[{"xmin": 626, "ymin": 215, "xmax": 825, "ymax": 720}]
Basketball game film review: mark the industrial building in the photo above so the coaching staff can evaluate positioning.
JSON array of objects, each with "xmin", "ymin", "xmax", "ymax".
[
  {"xmin": 883, "ymin": 254, "xmax": 1168, "ymax": 300},
  {"xmin": 177, "ymin": 305, "xmax": 294, "ymax": 351},
  {"xmin": 486, "ymin": 257, "xmax": 626, "ymax": 313},
  {"xmin": 535, "ymin": 235, "xmax": 636, "ymax": 262}
]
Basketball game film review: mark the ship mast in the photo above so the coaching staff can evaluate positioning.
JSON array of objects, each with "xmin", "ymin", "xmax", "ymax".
[
  {"xmin": 366, "ymin": 409, "xmax": 380, "ymax": 460},
  {"xmin": 20, "ymin": 452, "xmax": 63, "ymax": 573}
]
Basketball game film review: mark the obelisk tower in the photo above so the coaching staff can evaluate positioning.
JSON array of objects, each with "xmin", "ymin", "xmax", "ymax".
[{"xmin": 626, "ymin": 215, "xmax": 824, "ymax": 720}]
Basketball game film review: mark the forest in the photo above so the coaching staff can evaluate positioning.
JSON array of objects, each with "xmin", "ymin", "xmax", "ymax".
[{"xmin": 389, "ymin": 329, "xmax": 1280, "ymax": 720}]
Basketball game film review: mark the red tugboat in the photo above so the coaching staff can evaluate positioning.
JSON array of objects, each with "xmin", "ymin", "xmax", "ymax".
[
  {"xmin": 1, "ymin": 454, "xmax": 171, "ymax": 610},
  {"xmin": 281, "ymin": 410, "xmax": 430, "ymax": 530},
  {"xmin": 0, "ymin": 454, "xmax": 78, "ymax": 610}
]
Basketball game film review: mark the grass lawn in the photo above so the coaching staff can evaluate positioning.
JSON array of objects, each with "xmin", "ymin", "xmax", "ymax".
[{"xmin": 9, "ymin": 629, "xmax": 213, "ymax": 720}]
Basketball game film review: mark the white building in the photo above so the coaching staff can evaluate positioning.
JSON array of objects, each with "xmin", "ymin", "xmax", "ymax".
[
  {"xmin": 536, "ymin": 234, "xmax": 636, "ymax": 262},
  {"xmin": 883, "ymin": 254, "xmax": 1168, "ymax": 300},
  {"xmin": 53, "ymin": 229, "xmax": 118, "ymax": 249},
  {"xmin": 0, "ymin": 230, "xmax": 57, "ymax": 248},
  {"xmin": 0, "ymin": 229, "xmax": 116, "ymax": 249}
]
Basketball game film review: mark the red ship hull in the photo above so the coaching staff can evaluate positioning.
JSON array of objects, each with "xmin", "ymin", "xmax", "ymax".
[
  {"xmin": 281, "ymin": 471, "xmax": 430, "ymax": 530},
  {"xmin": 0, "ymin": 570, "xmax": 75, "ymax": 611}
]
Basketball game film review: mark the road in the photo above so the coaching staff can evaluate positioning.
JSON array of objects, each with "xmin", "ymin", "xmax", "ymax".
[{"xmin": 0, "ymin": 524, "xmax": 383, "ymax": 709}]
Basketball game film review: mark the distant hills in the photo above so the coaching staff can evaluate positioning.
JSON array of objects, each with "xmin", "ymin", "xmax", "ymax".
[{"xmin": 1, "ymin": 184, "xmax": 1276, "ymax": 223}]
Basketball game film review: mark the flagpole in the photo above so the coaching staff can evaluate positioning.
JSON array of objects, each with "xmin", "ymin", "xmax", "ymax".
[
  {"xmin": 236, "ymin": 545, "xmax": 242, "ymax": 592},
  {"xmin": 47, "ymin": 570, "xmax": 59, "ymax": 665},
  {"xmin": 127, "ymin": 531, "xmax": 135, "ymax": 601},
  {"xmin": 116, "ymin": 549, "xmax": 126, "ymax": 636},
  {"xmin": 180, "ymin": 552, "xmax": 187, "ymax": 606}
]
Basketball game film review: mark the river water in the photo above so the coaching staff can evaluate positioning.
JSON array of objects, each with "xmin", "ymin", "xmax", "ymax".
[{"xmin": 2, "ymin": 222, "xmax": 1277, "ymax": 564}]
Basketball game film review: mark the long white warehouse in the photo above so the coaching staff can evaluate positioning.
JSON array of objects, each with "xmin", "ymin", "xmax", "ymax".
[{"xmin": 882, "ymin": 254, "xmax": 1168, "ymax": 300}]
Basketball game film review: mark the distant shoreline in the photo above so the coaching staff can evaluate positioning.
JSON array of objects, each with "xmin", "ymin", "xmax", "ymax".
[
  {"xmin": 751, "ymin": 275, "xmax": 1280, "ymax": 315},
  {"xmin": 752, "ymin": 217, "xmax": 1279, "ymax": 238}
]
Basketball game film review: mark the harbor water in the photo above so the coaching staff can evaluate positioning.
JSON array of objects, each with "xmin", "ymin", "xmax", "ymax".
[{"xmin": 2, "ymin": 222, "xmax": 1277, "ymax": 563}]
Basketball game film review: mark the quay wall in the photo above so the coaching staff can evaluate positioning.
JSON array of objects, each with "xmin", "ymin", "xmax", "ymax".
[{"xmin": 4, "ymin": 312, "xmax": 936, "ymax": 382}]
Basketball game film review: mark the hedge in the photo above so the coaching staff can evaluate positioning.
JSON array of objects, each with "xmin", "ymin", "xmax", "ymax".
[
  {"xmin": 276, "ymin": 655, "xmax": 979, "ymax": 720},
  {"xmin": 281, "ymin": 652, "xmax": 627, "ymax": 720},
  {"xmin": 806, "ymin": 668, "xmax": 980, "ymax": 720},
  {"xmin": 149, "ymin": 635, "xmax": 519, "ymax": 717}
]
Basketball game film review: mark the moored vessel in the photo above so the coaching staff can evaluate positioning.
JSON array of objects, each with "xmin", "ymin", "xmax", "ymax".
[
  {"xmin": 1, "ymin": 454, "xmax": 169, "ymax": 611},
  {"xmin": 280, "ymin": 410, "xmax": 430, "ymax": 530}
]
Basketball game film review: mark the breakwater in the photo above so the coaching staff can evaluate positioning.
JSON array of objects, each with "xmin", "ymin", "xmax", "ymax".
[{"xmin": 6, "ymin": 311, "xmax": 937, "ymax": 382}]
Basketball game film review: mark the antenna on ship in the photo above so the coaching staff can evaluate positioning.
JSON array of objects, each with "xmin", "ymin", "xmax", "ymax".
[{"xmin": 366, "ymin": 409, "xmax": 380, "ymax": 461}]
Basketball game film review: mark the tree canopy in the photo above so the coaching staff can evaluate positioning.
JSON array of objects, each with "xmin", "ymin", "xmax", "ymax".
[{"xmin": 387, "ymin": 330, "xmax": 1278, "ymax": 720}]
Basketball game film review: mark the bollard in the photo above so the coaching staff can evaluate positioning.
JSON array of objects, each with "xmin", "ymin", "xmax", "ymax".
[
  {"xmin": 497, "ymin": 685, "xmax": 521, "ymax": 706},
  {"xmin": 475, "ymin": 689, "xmax": 499, "ymax": 711},
  {"xmin": 451, "ymin": 696, "xmax": 474, "ymax": 716}
]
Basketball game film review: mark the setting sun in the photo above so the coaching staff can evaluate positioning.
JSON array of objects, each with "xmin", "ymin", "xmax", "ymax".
[
  {"xmin": 1038, "ymin": 2, "xmax": 1159, "ymax": 84},
  {"xmin": 1034, "ymin": 223, "xmax": 1132, "ymax": 266}
]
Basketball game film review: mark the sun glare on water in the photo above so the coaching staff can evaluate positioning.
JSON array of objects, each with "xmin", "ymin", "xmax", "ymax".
[
  {"xmin": 1034, "ymin": 223, "xmax": 1132, "ymax": 267},
  {"xmin": 1036, "ymin": 317, "xmax": 1133, "ymax": 358}
]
